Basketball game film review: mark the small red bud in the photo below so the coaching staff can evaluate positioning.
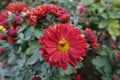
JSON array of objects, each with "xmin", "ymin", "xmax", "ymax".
[
  {"xmin": 32, "ymin": 77, "xmax": 41, "ymax": 80},
  {"xmin": 0, "ymin": 61, "xmax": 7, "ymax": 68},
  {"xmin": 0, "ymin": 34, "xmax": 7, "ymax": 40},
  {"xmin": 78, "ymin": 5, "xmax": 86, "ymax": 14},
  {"xmin": 0, "ymin": 48, "xmax": 4, "ymax": 55},
  {"xmin": 111, "ymin": 44, "xmax": 117, "ymax": 50}
]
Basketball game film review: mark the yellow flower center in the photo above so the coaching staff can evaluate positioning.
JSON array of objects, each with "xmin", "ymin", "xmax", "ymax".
[
  {"xmin": 0, "ymin": 26, "xmax": 6, "ymax": 32},
  {"xmin": 57, "ymin": 38, "xmax": 70, "ymax": 52}
]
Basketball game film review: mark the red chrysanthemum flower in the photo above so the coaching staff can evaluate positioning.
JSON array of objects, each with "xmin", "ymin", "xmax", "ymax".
[
  {"xmin": 39, "ymin": 24, "xmax": 87, "ymax": 70},
  {"xmin": 26, "ymin": 4, "xmax": 50, "ymax": 25},
  {"xmin": 6, "ymin": 2, "xmax": 29, "ymax": 14},
  {"xmin": 0, "ymin": 11, "xmax": 9, "ymax": 26},
  {"xmin": 85, "ymin": 28, "xmax": 98, "ymax": 50},
  {"xmin": 49, "ymin": 4, "xmax": 70, "ymax": 23},
  {"xmin": 26, "ymin": 4, "xmax": 70, "ymax": 25}
]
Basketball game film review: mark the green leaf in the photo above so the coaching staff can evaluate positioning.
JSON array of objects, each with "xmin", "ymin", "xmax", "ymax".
[
  {"xmin": 18, "ymin": 33, "xmax": 24, "ymax": 39},
  {"xmin": 24, "ymin": 26, "xmax": 34, "ymax": 40},
  {"xmin": 59, "ymin": 65, "xmax": 77, "ymax": 76},
  {"xmin": 99, "ymin": 20, "xmax": 108, "ymax": 28},
  {"xmin": 116, "ymin": 69, "xmax": 120, "ymax": 75},
  {"xmin": 100, "ymin": 13, "xmax": 108, "ymax": 19},
  {"xmin": 92, "ymin": 56, "xmax": 112, "ymax": 74},
  {"xmin": 60, "ymin": 75, "xmax": 73, "ymax": 80},
  {"xmin": 109, "ymin": 11, "xmax": 120, "ymax": 19},
  {"xmin": 26, "ymin": 45, "xmax": 39, "ymax": 55},
  {"xmin": 113, "ymin": 0, "xmax": 120, "ymax": 7},
  {"xmin": 81, "ymin": 0, "xmax": 94, "ymax": 5},
  {"xmin": 34, "ymin": 28, "xmax": 43, "ymax": 39},
  {"xmin": 18, "ymin": 25, "xmax": 26, "ymax": 33},
  {"xmin": 15, "ymin": 70, "xmax": 27, "ymax": 80},
  {"xmin": 108, "ymin": 19, "xmax": 120, "ymax": 40},
  {"xmin": 26, "ymin": 49, "xmax": 41, "ymax": 65}
]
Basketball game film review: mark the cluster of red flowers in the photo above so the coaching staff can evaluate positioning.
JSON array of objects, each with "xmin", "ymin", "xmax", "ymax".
[
  {"xmin": 85, "ymin": 28, "xmax": 98, "ymax": 50},
  {"xmin": 0, "ymin": 27, "xmax": 18, "ymax": 43},
  {"xmin": 0, "ymin": 2, "xmax": 27, "ymax": 43},
  {"xmin": 26, "ymin": 4, "xmax": 70, "ymax": 25},
  {"xmin": 6, "ymin": 2, "xmax": 29, "ymax": 14},
  {"xmin": 0, "ymin": 11, "xmax": 9, "ymax": 26},
  {"xmin": 0, "ymin": 1, "xmax": 99, "ymax": 71},
  {"xmin": 0, "ymin": 11, "xmax": 20, "ymax": 43},
  {"xmin": 39, "ymin": 24, "xmax": 88, "ymax": 70}
]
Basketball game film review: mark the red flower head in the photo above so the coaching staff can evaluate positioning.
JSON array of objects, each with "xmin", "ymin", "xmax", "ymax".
[
  {"xmin": 32, "ymin": 77, "xmax": 41, "ymax": 80},
  {"xmin": 0, "ymin": 48, "xmax": 4, "ymax": 55},
  {"xmin": 78, "ymin": 4, "xmax": 86, "ymax": 14},
  {"xmin": 85, "ymin": 28, "xmax": 98, "ymax": 50},
  {"xmin": 6, "ymin": 2, "xmax": 29, "ymax": 14},
  {"xmin": 50, "ymin": 4, "xmax": 70, "ymax": 23},
  {"xmin": 0, "ymin": 11, "xmax": 9, "ymax": 26},
  {"xmin": 7, "ymin": 28, "xmax": 18, "ymax": 38},
  {"xmin": 117, "ymin": 52, "xmax": 120, "ymax": 61},
  {"xmin": 74, "ymin": 74, "xmax": 82, "ymax": 80},
  {"xmin": 26, "ymin": 4, "xmax": 50, "ymax": 25},
  {"xmin": 0, "ymin": 34, "xmax": 7, "ymax": 40},
  {"xmin": 39, "ymin": 24, "xmax": 87, "ymax": 70},
  {"xmin": 26, "ymin": 4, "xmax": 70, "ymax": 25}
]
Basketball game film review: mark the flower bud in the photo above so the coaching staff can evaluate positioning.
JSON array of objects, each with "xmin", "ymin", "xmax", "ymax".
[
  {"xmin": 7, "ymin": 28, "xmax": 18, "ymax": 38},
  {"xmin": 0, "ymin": 48, "xmax": 4, "ymax": 55},
  {"xmin": 0, "ymin": 61, "xmax": 7, "ymax": 68},
  {"xmin": 14, "ymin": 16, "xmax": 22, "ymax": 22},
  {"xmin": 117, "ymin": 52, "xmax": 120, "ymax": 61},
  {"xmin": 112, "ymin": 73, "xmax": 119, "ymax": 80},
  {"xmin": 74, "ymin": 74, "xmax": 81, "ymax": 80},
  {"xmin": 7, "ymin": 37, "xmax": 16, "ymax": 43},
  {"xmin": 0, "ymin": 34, "xmax": 7, "ymax": 40},
  {"xmin": 78, "ymin": 5, "xmax": 86, "ymax": 14},
  {"xmin": 32, "ymin": 77, "xmax": 41, "ymax": 80},
  {"xmin": 85, "ymin": 28, "xmax": 98, "ymax": 50},
  {"xmin": 111, "ymin": 44, "xmax": 117, "ymax": 50},
  {"xmin": 95, "ymin": 0, "xmax": 100, "ymax": 2}
]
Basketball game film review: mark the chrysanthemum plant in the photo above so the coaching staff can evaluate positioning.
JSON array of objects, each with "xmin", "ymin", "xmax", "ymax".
[{"xmin": 0, "ymin": 0, "xmax": 101, "ymax": 80}]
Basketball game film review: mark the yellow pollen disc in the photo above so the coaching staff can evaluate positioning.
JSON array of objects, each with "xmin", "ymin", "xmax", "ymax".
[
  {"xmin": 57, "ymin": 38, "xmax": 70, "ymax": 52},
  {"xmin": 0, "ymin": 26, "xmax": 6, "ymax": 31}
]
